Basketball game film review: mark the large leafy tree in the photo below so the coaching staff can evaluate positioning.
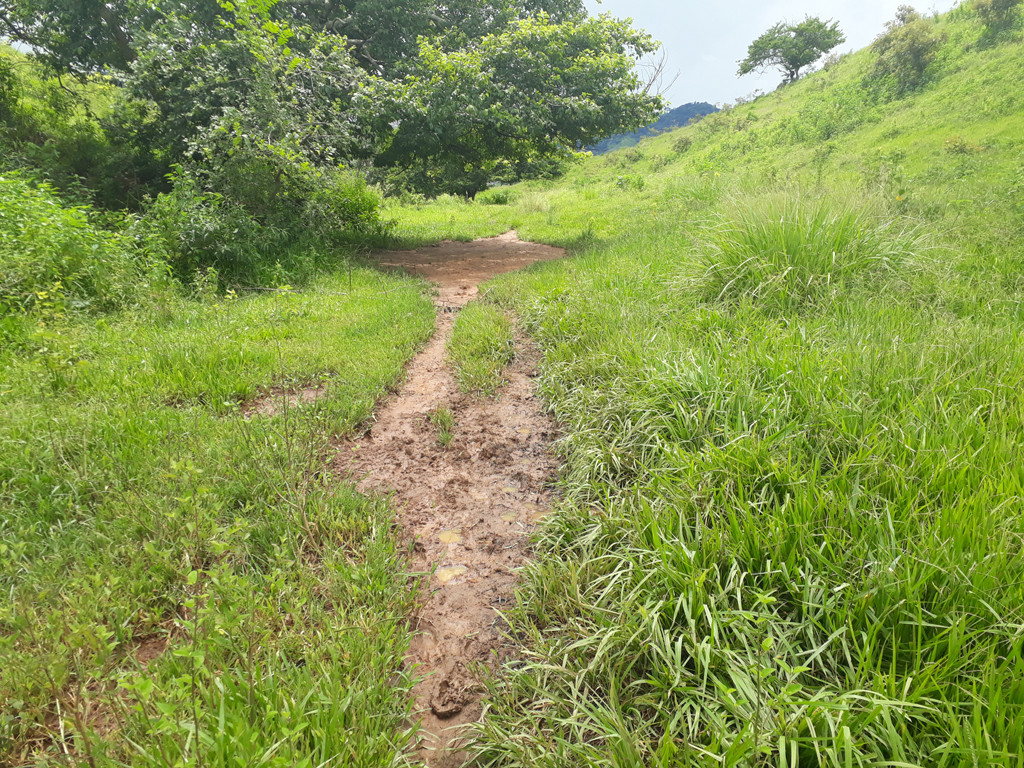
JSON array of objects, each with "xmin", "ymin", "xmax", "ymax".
[
  {"xmin": 0, "ymin": 0, "xmax": 585, "ymax": 76},
  {"xmin": 368, "ymin": 13, "xmax": 662, "ymax": 196},
  {"xmin": 0, "ymin": 0, "xmax": 658, "ymax": 196},
  {"xmin": 738, "ymin": 16, "xmax": 845, "ymax": 85}
]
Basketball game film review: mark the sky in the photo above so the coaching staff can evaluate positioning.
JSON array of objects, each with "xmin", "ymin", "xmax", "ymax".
[{"xmin": 584, "ymin": 0, "xmax": 962, "ymax": 106}]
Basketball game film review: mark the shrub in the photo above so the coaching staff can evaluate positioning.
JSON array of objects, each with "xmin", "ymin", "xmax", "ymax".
[
  {"xmin": 476, "ymin": 186, "xmax": 515, "ymax": 205},
  {"xmin": 672, "ymin": 135, "xmax": 693, "ymax": 154},
  {"xmin": 868, "ymin": 6, "xmax": 945, "ymax": 96},
  {"xmin": 138, "ymin": 154, "xmax": 387, "ymax": 286},
  {"xmin": 135, "ymin": 179, "xmax": 269, "ymax": 285},
  {"xmin": 0, "ymin": 175, "xmax": 141, "ymax": 314},
  {"xmin": 698, "ymin": 194, "xmax": 922, "ymax": 311},
  {"xmin": 0, "ymin": 57, "xmax": 18, "ymax": 126},
  {"xmin": 975, "ymin": 0, "xmax": 1023, "ymax": 31},
  {"xmin": 944, "ymin": 135, "xmax": 983, "ymax": 154}
]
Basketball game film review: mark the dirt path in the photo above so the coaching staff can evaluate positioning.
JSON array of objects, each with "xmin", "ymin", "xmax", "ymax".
[{"xmin": 334, "ymin": 232, "xmax": 564, "ymax": 767}]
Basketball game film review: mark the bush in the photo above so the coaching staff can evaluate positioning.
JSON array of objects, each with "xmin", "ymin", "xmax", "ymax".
[
  {"xmin": 0, "ymin": 175, "xmax": 142, "ymax": 314},
  {"xmin": 975, "ymin": 0, "xmax": 1023, "ymax": 31},
  {"xmin": 138, "ymin": 154, "xmax": 387, "ymax": 286},
  {"xmin": 672, "ymin": 135, "xmax": 693, "ymax": 154},
  {"xmin": 698, "ymin": 194, "xmax": 923, "ymax": 311},
  {"xmin": 868, "ymin": 6, "xmax": 945, "ymax": 96},
  {"xmin": 476, "ymin": 186, "xmax": 515, "ymax": 205}
]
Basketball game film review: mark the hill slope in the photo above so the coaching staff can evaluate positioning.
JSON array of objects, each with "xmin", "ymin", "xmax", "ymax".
[
  {"xmin": 588, "ymin": 100, "xmax": 717, "ymax": 154},
  {"xmin": 390, "ymin": 3, "xmax": 1024, "ymax": 765}
]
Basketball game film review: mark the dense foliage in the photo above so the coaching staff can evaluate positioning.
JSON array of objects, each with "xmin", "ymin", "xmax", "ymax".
[{"xmin": 0, "ymin": 175, "xmax": 148, "ymax": 314}]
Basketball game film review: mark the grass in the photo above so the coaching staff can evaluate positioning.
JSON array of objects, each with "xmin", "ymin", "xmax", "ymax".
[
  {"xmin": 469, "ymin": 211, "xmax": 1024, "ymax": 764},
  {"xmin": 387, "ymin": 6, "xmax": 1024, "ymax": 765},
  {"xmin": 446, "ymin": 302, "xmax": 515, "ymax": 395},
  {"xmin": 0, "ymin": 267, "xmax": 434, "ymax": 765},
  {"xmin": 428, "ymin": 406, "xmax": 456, "ymax": 447},
  {"xmin": 4, "ymin": 2, "xmax": 1024, "ymax": 765},
  {"xmin": 696, "ymin": 193, "xmax": 925, "ymax": 312}
]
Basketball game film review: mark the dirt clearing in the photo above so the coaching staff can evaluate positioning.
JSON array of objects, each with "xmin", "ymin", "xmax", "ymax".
[{"xmin": 335, "ymin": 231, "xmax": 563, "ymax": 766}]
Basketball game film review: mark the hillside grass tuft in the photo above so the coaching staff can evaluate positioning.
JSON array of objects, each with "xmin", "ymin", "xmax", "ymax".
[{"xmin": 698, "ymin": 193, "xmax": 924, "ymax": 311}]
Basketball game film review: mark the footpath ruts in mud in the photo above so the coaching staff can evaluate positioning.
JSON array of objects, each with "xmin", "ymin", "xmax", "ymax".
[{"xmin": 335, "ymin": 232, "xmax": 563, "ymax": 767}]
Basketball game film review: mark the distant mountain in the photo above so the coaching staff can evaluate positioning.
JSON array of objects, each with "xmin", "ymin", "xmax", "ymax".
[{"xmin": 589, "ymin": 101, "xmax": 718, "ymax": 155}]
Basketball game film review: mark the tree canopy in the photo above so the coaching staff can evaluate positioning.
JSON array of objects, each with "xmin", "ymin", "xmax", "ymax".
[
  {"xmin": 738, "ymin": 16, "xmax": 845, "ymax": 85},
  {"xmin": 0, "ymin": 0, "xmax": 659, "ymax": 198},
  {"xmin": 369, "ymin": 13, "xmax": 660, "ymax": 196}
]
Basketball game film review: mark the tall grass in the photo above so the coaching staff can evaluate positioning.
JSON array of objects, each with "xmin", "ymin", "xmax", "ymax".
[
  {"xmin": 697, "ymin": 194, "xmax": 924, "ymax": 311},
  {"xmin": 447, "ymin": 302, "xmax": 515, "ymax": 395},
  {"xmin": 465, "ymin": 187, "xmax": 1024, "ymax": 766}
]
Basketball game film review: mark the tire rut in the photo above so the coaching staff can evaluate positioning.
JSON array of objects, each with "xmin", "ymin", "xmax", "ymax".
[{"xmin": 334, "ymin": 232, "xmax": 564, "ymax": 766}]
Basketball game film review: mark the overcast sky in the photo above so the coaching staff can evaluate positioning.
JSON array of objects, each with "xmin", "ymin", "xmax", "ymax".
[{"xmin": 584, "ymin": 0, "xmax": 961, "ymax": 106}]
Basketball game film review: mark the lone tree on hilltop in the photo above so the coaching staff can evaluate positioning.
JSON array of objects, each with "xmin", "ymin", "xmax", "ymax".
[{"xmin": 739, "ymin": 17, "xmax": 846, "ymax": 85}]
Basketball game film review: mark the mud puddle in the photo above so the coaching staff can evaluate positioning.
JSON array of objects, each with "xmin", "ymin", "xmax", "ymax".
[{"xmin": 335, "ymin": 231, "xmax": 563, "ymax": 767}]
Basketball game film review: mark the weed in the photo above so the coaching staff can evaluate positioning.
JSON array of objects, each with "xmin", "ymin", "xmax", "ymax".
[
  {"xmin": 428, "ymin": 406, "xmax": 456, "ymax": 447},
  {"xmin": 477, "ymin": 186, "xmax": 515, "ymax": 205},
  {"xmin": 614, "ymin": 174, "xmax": 646, "ymax": 191},
  {"xmin": 944, "ymin": 135, "xmax": 984, "ymax": 154}
]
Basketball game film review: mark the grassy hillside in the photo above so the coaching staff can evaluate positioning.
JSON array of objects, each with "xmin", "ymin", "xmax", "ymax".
[
  {"xmin": 391, "ymin": 4, "xmax": 1023, "ymax": 256},
  {"xmin": 391, "ymin": 4, "xmax": 1024, "ymax": 765}
]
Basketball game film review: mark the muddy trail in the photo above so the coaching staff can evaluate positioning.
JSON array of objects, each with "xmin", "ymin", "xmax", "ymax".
[{"xmin": 334, "ymin": 232, "xmax": 564, "ymax": 767}]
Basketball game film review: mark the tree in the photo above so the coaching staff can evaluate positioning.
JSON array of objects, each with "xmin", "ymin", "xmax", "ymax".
[
  {"xmin": 0, "ymin": 0, "xmax": 164, "ymax": 73},
  {"xmin": 368, "ymin": 13, "xmax": 662, "ymax": 196},
  {"xmin": 1, "ymin": 0, "xmax": 659, "ymax": 197},
  {"xmin": 0, "ymin": 0, "xmax": 586, "ymax": 77},
  {"xmin": 738, "ymin": 17, "xmax": 845, "ymax": 85}
]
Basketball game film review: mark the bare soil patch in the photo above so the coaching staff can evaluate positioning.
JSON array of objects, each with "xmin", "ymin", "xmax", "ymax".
[
  {"xmin": 242, "ymin": 382, "xmax": 326, "ymax": 417},
  {"xmin": 335, "ymin": 231, "xmax": 563, "ymax": 766}
]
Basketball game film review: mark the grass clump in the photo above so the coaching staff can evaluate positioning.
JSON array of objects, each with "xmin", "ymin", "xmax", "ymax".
[
  {"xmin": 476, "ymin": 186, "xmax": 516, "ymax": 205},
  {"xmin": 428, "ymin": 405, "xmax": 456, "ymax": 447},
  {"xmin": 447, "ymin": 302, "xmax": 515, "ymax": 395},
  {"xmin": 698, "ymin": 193, "xmax": 923, "ymax": 311}
]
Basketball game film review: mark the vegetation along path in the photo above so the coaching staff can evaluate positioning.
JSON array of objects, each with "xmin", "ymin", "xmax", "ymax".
[{"xmin": 335, "ymin": 232, "xmax": 564, "ymax": 766}]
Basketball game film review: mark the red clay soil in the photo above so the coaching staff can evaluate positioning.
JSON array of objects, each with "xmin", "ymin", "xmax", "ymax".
[{"xmin": 334, "ymin": 231, "xmax": 564, "ymax": 767}]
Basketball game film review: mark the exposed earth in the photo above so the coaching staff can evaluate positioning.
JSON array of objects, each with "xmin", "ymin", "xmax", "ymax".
[{"xmin": 334, "ymin": 232, "xmax": 565, "ymax": 766}]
